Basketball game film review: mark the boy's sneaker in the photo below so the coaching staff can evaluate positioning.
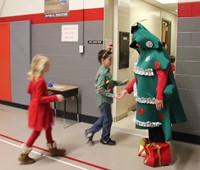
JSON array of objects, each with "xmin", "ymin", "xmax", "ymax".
[
  {"xmin": 100, "ymin": 138, "xmax": 116, "ymax": 145},
  {"xmin": 85, "ymin": 129, "xmax": 94, "ymax": 144}
]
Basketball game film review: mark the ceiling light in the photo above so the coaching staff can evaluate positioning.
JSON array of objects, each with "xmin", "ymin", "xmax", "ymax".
[{"xmin": 155, "ymin": 0, "xmax": 177, "ymax": 4}]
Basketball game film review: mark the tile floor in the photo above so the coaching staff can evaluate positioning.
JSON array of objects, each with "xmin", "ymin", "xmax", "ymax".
[
  {"xmin": 112, "ymin": 111, "xmax": 148, "ymax": 138},
  {"xmin": 0, "ymin": 104, "xmax": 200, "ymax": 170}
]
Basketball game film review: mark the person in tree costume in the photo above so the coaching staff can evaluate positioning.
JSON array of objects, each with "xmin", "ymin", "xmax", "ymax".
[{"xmin": 117, "ymin": 22, "xmax": 187, "ymax": 142}]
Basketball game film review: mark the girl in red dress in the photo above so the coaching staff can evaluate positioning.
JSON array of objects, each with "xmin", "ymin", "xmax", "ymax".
[{"xmin": 18, "ymin": 54, "xmax": 66, "ymax": 164}]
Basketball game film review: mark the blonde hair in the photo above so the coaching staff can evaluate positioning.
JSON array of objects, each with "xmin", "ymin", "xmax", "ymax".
[{"xmin": 27, "ymin": 54, "xmax": 49, "ymax": 81}]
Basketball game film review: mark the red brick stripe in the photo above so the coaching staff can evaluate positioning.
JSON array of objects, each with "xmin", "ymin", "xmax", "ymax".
[
  {"xmin": 0, "ymin": 23, "xmax": 11, "ymax": 101},
  {"xmin": 178, "ymin": 2, "xmax": 200, "ymax": 17},
  {"xmin": 0, "ymin": 8, "xmax": 104, "ymax": 24}
]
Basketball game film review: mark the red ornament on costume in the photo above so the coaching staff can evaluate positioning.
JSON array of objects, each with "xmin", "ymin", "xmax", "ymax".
[
  {"xmin": 154, "ymin": 61, "xmax": 160, "ymax": 69},
  {"xmin": 159, "ymin": 113, "xmax": 164, "ymax": 120},
  {"xmin": 138, "ymin": 108, "xmax": 144, "ymax": 115}
]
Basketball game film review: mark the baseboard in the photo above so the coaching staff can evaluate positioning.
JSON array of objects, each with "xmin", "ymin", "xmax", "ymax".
[
  {"xmin": 113, "ymin": 105, "xmax": 136, "ymax": 122},
  {"xmin": 172, "ymin": 131, "xmax": 200, "ymax": 145},
  {"xmin": 55, "ymin": 110, "xmax": 98, "ymax": 123},
  {"xmin": 0, "ymin": 100, "xmax": 28, "ymax": 110},
  {"xmin": 80, "ymin": 114, "xmax": 98, "ymax": 124},
  {"xmin": 0, "ymin": 100, "xmax": 98, "ymax": 124},
  {"xmin": 113, "ymin": 112, "xmax": 127, "ymax": 122}
]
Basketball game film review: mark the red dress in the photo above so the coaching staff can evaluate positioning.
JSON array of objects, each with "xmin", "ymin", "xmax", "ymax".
[{"xmin": 27, "ymin": 77, "xmax": 57, "ymax": 131}]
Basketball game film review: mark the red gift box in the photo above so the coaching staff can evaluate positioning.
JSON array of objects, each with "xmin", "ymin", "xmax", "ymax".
[
  {"xmin": 138, "ymin": 138, "xmax": 151, "ymax": 157},
  {"xmin": 144, "ymin": 142, "xmax": 172, "ymax": 167}
]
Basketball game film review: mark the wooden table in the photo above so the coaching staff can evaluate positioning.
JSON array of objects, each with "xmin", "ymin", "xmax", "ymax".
[{"xmin": 47, "ymin": 84, "xmax": 79, "ymax": 128}]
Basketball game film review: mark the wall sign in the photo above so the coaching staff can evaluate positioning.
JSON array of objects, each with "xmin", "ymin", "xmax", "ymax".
[
  {"xmin": 44, "ymin": 0, "xmax": 69, "ymax": 18},
  {"xmin": 88, "ymin": 40, "xmax": 103, "ymax": 44},
  {"xmin": 61, "ymin": 25, "xmax": 79, "ymax": 42}
]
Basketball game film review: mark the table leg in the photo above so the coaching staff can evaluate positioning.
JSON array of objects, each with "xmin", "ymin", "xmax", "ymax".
[
  {"xmin": 54, "ymin": 102, "xmax": 57, "ymax": 117},
  {"xmin": 63, "ymin": 95, "xmax": 79, "ymax": 129},
  {"xmin": 75, "ymin": 95, "xmax": 79, "ymax": 122},
  {"xmin": 63, "ymin": 98, "xmax": 66, "ymax": 125}
]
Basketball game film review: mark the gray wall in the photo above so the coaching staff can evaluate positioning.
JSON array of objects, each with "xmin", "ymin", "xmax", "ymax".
[
  {"xmin": 10, "ymin": 21, "xmax": 31, "ymax": 105},
  {"xmin": 31, "ymin": 21, "xmax": 104, "ymax": 117},
  {"xmin": 173, "ymin": 18, "xmax": 200, "ymax": 136}
]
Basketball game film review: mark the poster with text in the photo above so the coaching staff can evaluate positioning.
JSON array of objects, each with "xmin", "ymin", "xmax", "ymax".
[
  {"xmin": 44, "ymin": 0, "xmax": 69, "ymax": 18},
  {"xmin": 61, "ymin": 25, "xmax": 79, "ymax": 42}
]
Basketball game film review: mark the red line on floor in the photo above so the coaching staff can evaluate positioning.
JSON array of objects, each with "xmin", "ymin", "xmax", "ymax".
[{"xmin": 0, "ymin": 133, "xmax": 110, "ymax": 170}]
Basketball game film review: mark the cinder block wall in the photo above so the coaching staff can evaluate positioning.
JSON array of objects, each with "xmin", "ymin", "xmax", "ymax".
[
  {"xmin": 173, "ymin": 1, "xmax": 200, "ymax": 138},
  {"xmin": 0, "ymin": 1, "xmax": 105, "ymax": 121}
]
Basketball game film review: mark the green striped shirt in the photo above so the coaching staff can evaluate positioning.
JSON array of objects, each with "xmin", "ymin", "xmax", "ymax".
[{"xmin": 95, "ymin": 65, "xmax": 126, "ymax": 106}]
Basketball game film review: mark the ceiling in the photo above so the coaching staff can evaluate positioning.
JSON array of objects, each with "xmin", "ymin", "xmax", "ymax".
[{"xmin": 142, "ymin": 0, "xmax": 178, "ymax": 15}]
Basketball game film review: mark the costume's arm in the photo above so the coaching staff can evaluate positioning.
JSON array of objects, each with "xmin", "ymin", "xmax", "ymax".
[
  {"xmin": 97, "ymin": 74, "xmax": 115, "ymax": 98},
  {"xmin": 36, "ymin": 80, "xmax": 58, "ymax": 103},
  {"xmin": 156, "ymin": 69, "xmax": 169, "ymax": 100},
  {"xmin": 125, "ymin": 78, "xmax": 136, "ymax": 94}
]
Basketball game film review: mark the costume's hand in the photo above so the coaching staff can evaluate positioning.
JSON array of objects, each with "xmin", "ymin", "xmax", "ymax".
[
  {"xmin": 56, "ymin": 94, "xmax": 64, "ymax": 102},
  {"xmin": 116, "ymin": 90, "xmax": 128, "ymax": 99},
  {"xmin": 156, "ymin": 99, "xmax": 163, "ymax": 111}
]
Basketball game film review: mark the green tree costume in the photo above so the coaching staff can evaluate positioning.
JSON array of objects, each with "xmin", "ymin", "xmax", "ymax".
[{"xmin": 130, "ymin": 23, "xmax": 187, "ymax": 141}]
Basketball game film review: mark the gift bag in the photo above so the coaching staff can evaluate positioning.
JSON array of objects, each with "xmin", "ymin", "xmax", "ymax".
[
  {"xmin": 144, "ymin": 142, "xmax": 172, "ymax": 167},
  {"xmin": 138, "ymin": 138, "xmax": 151, "ymax": 157}
]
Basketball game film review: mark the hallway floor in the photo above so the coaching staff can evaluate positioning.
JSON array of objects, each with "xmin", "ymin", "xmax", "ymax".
[
  {"xmin": 112, "ymin": 111, "xmax": 148, "ymax": 138},
  {"xmin": 0, "ymin": 104, "xmax": 199, "ymax": 170}
]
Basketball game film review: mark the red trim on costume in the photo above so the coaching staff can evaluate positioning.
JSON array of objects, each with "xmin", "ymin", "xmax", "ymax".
[
  {"xmin": 0, "ymin": 8, "xmax": 104, "ymax": 24},
  {"xmin": 178, "ymin": 2, "xmax": 200, "ymax": 17},
  {"xmin": 125, "ymin": 78, "xmax": 136, "ymax": 94}
]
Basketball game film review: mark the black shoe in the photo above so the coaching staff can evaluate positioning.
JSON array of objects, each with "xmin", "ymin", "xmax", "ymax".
[
  {"xmin": 100, "ymin": 138, "xmax": 116, "ymax": 145},
  {"xmin": 85, "ymin": 129, "xmax": 94, "ymax": 144}
]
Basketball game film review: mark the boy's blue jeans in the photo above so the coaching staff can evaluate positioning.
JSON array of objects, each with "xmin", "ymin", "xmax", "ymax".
[{"xmin": 89, "ymin": 102, "xmax": 112, "ymax": 141}]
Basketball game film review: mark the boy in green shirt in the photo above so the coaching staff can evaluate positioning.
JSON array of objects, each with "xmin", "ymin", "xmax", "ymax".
[{"xmin": 85, "ymin": 45, "xmax": 128, "ymax": 145}]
